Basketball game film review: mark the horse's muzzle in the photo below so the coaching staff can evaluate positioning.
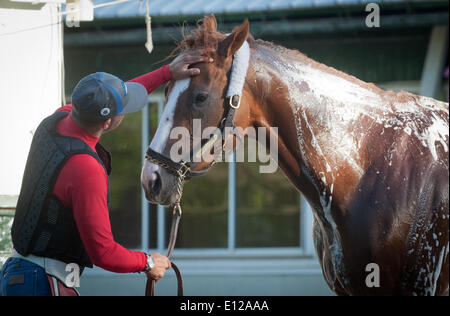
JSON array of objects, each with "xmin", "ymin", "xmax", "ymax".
[{"xmin": 141, "ymin": 161, "xmax": 179, "ymax": 206}]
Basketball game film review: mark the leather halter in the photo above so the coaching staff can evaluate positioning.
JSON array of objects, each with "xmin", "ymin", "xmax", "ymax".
[{"xmin": 145, "ymin": 94, "xmax": 241, "ymax": 179}]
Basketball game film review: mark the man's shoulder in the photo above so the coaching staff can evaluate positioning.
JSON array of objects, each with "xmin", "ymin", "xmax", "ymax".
[
  {"xmin": 54, "ymin": 152, "xmax": 108, "ymax": 199},
  {"xmin": 64, "ymin": 153, "xmax": 107, "ymax": 178},
  {"xmin": 55, "ymin": 104, "xmax": 73, "ymax": 113}
]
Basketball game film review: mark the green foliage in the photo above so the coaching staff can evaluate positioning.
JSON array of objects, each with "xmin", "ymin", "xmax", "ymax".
[
  {"xmin": 0, "ymin": 214, "xmax": 13, "ymax": 268},
  {"xmin": 235, "ymin": 162, "xmax": 300, "ymax": 247},
  {"xmin": 100, "ymin": 111, "xmax": 143, "ymax": 248},
  {"xmin": 176, "ymin": 164, "xmax": 229, "ymax": 248}
]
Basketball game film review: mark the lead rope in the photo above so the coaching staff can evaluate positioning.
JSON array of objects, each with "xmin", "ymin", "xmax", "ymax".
[{"xmin": 145, "ymin": 160, "xmax": 190, "ymax": 296}]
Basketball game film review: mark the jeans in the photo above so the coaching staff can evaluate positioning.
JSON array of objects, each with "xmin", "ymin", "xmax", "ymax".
[{"xmin": 0, "ymin": 257, "xmax": 52, "ymax": 296}]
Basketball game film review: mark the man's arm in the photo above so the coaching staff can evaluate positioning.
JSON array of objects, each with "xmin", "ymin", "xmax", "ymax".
[
  {"xmin": 59, "ymin": 51, "xmax": 213, "ymax": 110},
  {"xmin": 128, "ymin": 65, "xmax": 172, "ymax": 94},
  {"xmin": 128, "ymin": 50, "xmax": 213, "ymax": 93},
  {"xmin": 56, "ymin": 155, "xmax": 147, "ymax": 273}
]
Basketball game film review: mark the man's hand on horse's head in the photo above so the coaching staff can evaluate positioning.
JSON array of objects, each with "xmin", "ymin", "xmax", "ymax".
[
  {"xmin": 169, "ymin": 49, "xmax": 214, "ymax": 80},
  {"xmin": 147, "ymin": 253, "xmax": 171, "ymax": 281}
]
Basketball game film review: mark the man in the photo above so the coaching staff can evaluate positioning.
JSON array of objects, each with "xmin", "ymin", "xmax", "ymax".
[{"xmin": 0, "ymin": 51, "xmax": 212, "ymax": 296}]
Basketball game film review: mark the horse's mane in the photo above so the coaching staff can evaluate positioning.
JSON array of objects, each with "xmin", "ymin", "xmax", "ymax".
[
  {"xmin": 172, "ymin": 15, "xmax": 387, "ymax": 97},
  {"xmin": 253, "ymin": 39, "xmax": 388, "ymax": 96}
]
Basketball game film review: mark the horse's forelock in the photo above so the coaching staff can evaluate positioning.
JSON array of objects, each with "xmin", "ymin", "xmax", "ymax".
[
  {"xmin": 171, "ymin": 14, "xmax": 227, "ymax": 58},
  {"xmin": 179, "ymin": 28, "xmax": 224, "ymax": 54}
]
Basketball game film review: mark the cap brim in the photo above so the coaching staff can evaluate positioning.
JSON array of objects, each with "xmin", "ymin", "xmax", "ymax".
[{"xmin": 120, "ymin": 82, "xmax": 148, "ymax": 115}]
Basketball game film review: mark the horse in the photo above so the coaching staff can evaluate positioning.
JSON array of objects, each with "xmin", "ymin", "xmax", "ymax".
[{"xmin": 141, "ymin": 14, "xmax": 449, "ymax": 296}]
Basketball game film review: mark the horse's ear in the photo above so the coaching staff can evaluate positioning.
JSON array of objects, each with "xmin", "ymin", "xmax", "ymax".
[
  {"xmin": 206, "ymin": 14, "xmax": 217, "ymax": 32},
  {"xmin": 218, "ymin": 19, "xmax": 249, "ymax": 58},
  {"xmin": 200, "ymin": 14, "xmax": 217, "ymax": 33}
]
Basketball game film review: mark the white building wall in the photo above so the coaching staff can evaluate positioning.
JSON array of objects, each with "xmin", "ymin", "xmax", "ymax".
[{"xmin": 0, "ymin": 2, "xmax": 63, "ymax": 196}]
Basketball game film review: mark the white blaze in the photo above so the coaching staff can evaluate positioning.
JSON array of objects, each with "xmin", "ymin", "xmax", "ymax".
[
  {"xmin": 150, "ymin": 78, "xmax": 191, "ymax": 154},
  {"xmin": 146, "ymin": 78, "xmax": 190, "ymax": 178}
]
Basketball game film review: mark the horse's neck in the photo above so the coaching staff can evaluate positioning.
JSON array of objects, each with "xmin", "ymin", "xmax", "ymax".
[{"xmin": 249, "ymin": 42, "xmax": 387, "ymax": 211}]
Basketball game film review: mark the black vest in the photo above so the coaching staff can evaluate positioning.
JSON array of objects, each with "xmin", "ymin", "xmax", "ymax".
[{"xmin": 11, "ymin": 112, "xmax": 112, "ymax": 268}]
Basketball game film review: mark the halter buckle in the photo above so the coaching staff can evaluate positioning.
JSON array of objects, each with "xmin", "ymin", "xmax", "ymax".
[{"xmin": 229, "ymin": 95, "xmax": 241, "ymax": 109}]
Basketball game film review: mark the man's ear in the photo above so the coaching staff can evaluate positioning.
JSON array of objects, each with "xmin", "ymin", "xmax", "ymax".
[
  {"xmin": 218, "ymin": 19, "xmax": 249, "ymax": 58},
  {"xmin": 103, "ymin": 118, "xmax": 112, "ymax": 130}
]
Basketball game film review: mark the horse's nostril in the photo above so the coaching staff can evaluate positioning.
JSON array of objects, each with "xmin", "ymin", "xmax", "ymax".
[{"xmin": 149, "ymin": 172, "xmax": 162, "ymax": 195}]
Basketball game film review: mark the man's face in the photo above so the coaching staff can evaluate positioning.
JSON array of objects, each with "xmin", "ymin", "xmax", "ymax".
[{"xmin": 104, "ymin": 114, "xmax": 124, "ymax": 133}]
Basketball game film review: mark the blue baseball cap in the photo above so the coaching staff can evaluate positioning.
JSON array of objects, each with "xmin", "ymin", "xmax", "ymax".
[{"xmin": 71, "ymin": 72, "xmax": 148, "ymax": 123}]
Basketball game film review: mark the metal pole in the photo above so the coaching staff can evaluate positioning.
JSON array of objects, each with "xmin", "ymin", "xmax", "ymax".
[
  {"xmin": 228, "ymin": 152, "xmax": 236, "ymax": 251},
  {"xmin": 420, "ymin": 25, "xmax": 449, "ymax": 98},
  {"xmin": 141, "ymin": 105, "xmax": 149, "ymax": 251},
  {"xmin": 156, "ymin": 100, "xmax": 166, "ymax": 252},
  {"xmin": 300, "ymin": 195, "xmax": 315, "ymax": 255}
]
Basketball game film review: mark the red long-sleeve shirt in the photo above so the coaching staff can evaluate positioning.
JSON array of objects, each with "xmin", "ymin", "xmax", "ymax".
[{"xmin": 53, "ymin": 65, "xmax": 171, "ymax": 273}]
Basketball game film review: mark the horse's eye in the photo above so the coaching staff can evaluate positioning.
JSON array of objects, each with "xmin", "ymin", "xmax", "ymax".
[{"xmin": 194, "ymin": 92, "xmax": 209, "ymax": 105}]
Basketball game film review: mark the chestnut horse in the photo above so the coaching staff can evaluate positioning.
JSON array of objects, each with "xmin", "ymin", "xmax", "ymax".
[{"xmin": 141, "ymin": 15, "xmax": 449, "ymax": 296}]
